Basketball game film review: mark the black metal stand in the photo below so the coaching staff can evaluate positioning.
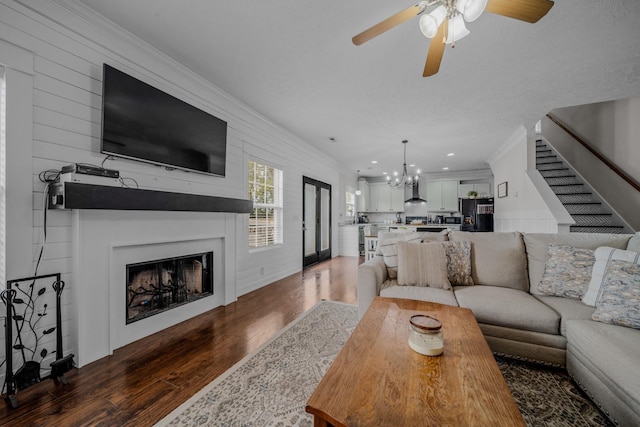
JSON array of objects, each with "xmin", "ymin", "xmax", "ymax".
[
  {"xmin": 49, "ymin": 279, "xmax": 74, "ymax": 384},
  {"xmin": 2, "ymin": 273, "xmax": 74, "ymax": 408}
]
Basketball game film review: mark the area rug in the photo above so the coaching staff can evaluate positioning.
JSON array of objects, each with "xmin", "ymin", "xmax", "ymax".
[{"xmin": 155, "ymin": 301, "xmax": 611, "ymax": 427}]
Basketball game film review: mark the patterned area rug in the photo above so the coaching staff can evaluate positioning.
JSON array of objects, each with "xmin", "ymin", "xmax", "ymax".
[{"xmin": 156, "ymin": 301, "xmax": 611, "ymax": 427}]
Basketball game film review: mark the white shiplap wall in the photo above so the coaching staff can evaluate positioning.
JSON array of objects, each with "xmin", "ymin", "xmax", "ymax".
[{"xmin": 0, "ymin": 0, "xmax": 352, "ymax": 375}]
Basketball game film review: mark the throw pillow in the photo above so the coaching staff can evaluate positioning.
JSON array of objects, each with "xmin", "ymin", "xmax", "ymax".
[
  {"xmin": 582, "ymin": 247, "xmax": 640, "ymax": 306},
  {"xmin": 592, "ymin": 259, "xmax": 640, "ymax": 330},
  {"xmin": 442, "ymin": 240, "xmax": 474, "ymax": 286},
  {"xmin": 377, "ymin": 231, "xmax": 447, "ymax": 278},
  {"xmin": 396, "ymin": 241, "xmax": 451, "ymax": 289},
  {"xmin": 537, "ymin": 244, "xmax": 595, "ymax": 299}
]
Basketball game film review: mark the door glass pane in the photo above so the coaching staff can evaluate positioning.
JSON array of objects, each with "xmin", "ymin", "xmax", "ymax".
[
  {"xmin": 320, "ymin": 187, "xmax": 330, "ymax": 251},
  {"xmin": 304, "ymin": 183, "xmax": 316, "ymax": 257}
]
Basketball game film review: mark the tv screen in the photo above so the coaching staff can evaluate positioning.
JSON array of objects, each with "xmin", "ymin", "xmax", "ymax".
[{"xmin": 101, "ymin": 64, "xmax": 227, "ymax": 177}]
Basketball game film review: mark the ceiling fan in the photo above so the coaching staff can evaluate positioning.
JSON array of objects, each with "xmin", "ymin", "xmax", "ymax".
[{"xmin": 352, "ymin": 0, "xmax": 554, "ymax": 77}]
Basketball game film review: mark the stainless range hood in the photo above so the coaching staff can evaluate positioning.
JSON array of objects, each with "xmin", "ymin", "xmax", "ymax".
[{"xmin": 405, "ymin": 181, "xmax": 427, "ymax": 204}]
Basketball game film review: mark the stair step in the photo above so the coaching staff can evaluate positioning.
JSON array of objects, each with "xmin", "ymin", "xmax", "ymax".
[
  {"xmin": 550, "ymin": 184, "xmax": 585, "ymax": 194},
  {"xmin": 571, "ymin": 214, "xmax": 613, "ymax": 227},
  {"xmin": 570, "ymin": 225, "xmax": 624, "ymax": 234},
  {"xmin": 536, "ymin": 148, "xmax": 551, "ymax": 153},
  {"xmin": 537, "ymin": 162, "xmax": 566, "ymax": 171},
  {"xmin": 557, "ymin": 193, "xmax": 595, "ymax": 203},
  {"xmin": 539, "ymin": 169, "xmax": 571, "ymax": 178},
  {"xmin": 545, "ymin": 176, "xmax": 580, "ymax": 186},
  {"xmin": 564, "ymin": 203, "xmax": 604, "ymax": 214},
  {"xmin": 536, "ymin": 157, "xmax": 559, "ymax": 164},
  {"xmin": 536, "ymin": 154, "xmax": 556, "ymax": 159}
]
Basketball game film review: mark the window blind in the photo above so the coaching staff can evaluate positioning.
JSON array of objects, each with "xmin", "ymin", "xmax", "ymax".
[{"xmin": 249, "ymin": 160, "xmax": 283, "ymax": 249}]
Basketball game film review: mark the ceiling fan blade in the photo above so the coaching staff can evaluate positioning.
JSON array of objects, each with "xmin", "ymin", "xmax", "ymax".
[
  {"xmin": 485, "ymin": 0, "xmax": 554, "ymax": 23},
  {"xmin": 423, "ymin": 20, "xmax": 447, "ymax": 77},
  {"xmin": 352, "ymin": 3, "xmax": 424, "ymax": 46}
]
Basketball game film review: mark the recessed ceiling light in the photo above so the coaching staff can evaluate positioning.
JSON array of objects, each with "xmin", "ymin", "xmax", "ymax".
[
  {"xmin": 442, "ymin": 167, "xmax": 449, "ymax": 170},
  {"xmin": 409, "ymin": 164, "xmax": 415, "ymax": 167},
  {"xmin": 371, "ymin": 160, "xmax": 378, "ymax": 164},
  {"xmin": 382, "ymin": 172, "xmax": 388, "ymax": 175},
  {"xmin": 447, "ymin": 153, "xmax": 455, "ymax": 156}
]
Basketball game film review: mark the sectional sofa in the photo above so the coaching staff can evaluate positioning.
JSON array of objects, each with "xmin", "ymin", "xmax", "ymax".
[{"xmin": 357, "ymin": 230, "xmax": 640, "ymax": 427}]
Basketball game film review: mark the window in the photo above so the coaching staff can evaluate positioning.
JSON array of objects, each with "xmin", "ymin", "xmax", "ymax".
[
  {"xmin": 346, "ymin": 191, "xmax": 355, "ymax": 218},
  {"xmin": 0, "ymin": 66, "xmax": 5, "ymax": 289},
  {"xmin": 248, "ymin": 160, "xmax": 283, "ymax": 249}
]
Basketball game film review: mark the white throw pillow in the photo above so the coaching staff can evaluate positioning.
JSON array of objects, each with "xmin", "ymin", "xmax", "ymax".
[
  {"xmin": 582, "ymin": 247, "xmax": 640, "ymax": 306},
  {"xmin": 627, "ymin": 233, "xmax": 640, "ymax": 252}
]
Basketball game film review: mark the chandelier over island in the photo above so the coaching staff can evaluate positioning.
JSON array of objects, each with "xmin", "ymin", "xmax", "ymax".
[{"xmin": 388, "ymin": 140, "xmax": 420, "ymax": 189}]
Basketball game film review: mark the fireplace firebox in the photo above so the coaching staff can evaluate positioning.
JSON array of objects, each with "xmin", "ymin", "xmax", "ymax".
[{"xmin": 126, "ymin": 252, "xmax": 213, "ymax": 324}]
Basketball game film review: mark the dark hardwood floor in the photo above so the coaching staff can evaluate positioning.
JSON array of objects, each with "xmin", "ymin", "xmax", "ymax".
[{"xmin": 0, "ymin": 256, "xmax": 361, "ymax": 426}]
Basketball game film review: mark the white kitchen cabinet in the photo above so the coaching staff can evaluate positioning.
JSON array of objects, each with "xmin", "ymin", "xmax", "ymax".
[
  {"xmin": 459, "ymin": 182, "xmax": 492, "ymax": 198},
  {"xmin": 338, "ymin": 225, "xmax": 360, "ymax": 256},
  {"xmin": 368, "ymin": 183, "xmax": 405, "ymax": 212},
  {"xmin": 356, "ymin": 180, "xmax": 369, "ymax": 212},
  {"xmin": 427, "ymin": 180, "xmax": 459, "ymax": 212}
]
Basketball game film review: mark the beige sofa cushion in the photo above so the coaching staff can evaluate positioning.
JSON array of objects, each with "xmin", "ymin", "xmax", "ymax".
[
  {"xmin": 449, "ymin": 231, "xmax": 528, "ymax": 291},
  {"xmin": 535, "ymin": 295, "xmax": 595, "ymax": 337},
  {"xmin": 380, "ymin": 281, "xmax": 459, "ymax": 307},
  {"xmin": 454, "ymin": 285, "xmax": 560, "ymax": 335},
  {"xmin": 523, "ymin": 233, "xmax": 631, "ymax": 296},
  {"xmin": 377, "ymin": 231, "xmax": 448, "ymax": 278},
  {"xmin": 396, "ymin": 241, "xmax": 451, "ymax": 289},
  {"xmin": 566, "ymin": 319, "xmax": 640, "ymax": 418}
]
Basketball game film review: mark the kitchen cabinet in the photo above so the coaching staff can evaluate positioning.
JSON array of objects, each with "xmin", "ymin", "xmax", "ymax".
[
  {"xmin": 368, "ymin": 183, "xmax": 405, "ymax": 212},
  {"xmin": 427, "ymin": 180, "xmax": 459, "ymax": 212},
  {"xmin": 338, "ymin": 225, "xmax": 360, "ymax": 256},
  {"xmin": 356, "ymin": 180, "xmax": 369, "ymax": 212},
  {"xmin": 459, "ymin": 182, "xmax": 492, "ymax": 198}
]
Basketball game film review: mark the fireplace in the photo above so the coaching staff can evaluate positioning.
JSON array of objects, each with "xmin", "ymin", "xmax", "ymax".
[{"xmin": 126, "ymin": 252, "xmax": 214, "ymax": 324}]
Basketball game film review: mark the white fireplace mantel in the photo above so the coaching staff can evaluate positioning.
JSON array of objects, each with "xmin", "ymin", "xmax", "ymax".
[{"xmin": 71, "ymin": 210, "xmax": 238, "ymax": 367}]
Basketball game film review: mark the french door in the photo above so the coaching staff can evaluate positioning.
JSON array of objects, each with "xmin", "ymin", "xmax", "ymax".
[{"xmin": 303, "ymin": 177, "xmax": 331, "ymax": 268}]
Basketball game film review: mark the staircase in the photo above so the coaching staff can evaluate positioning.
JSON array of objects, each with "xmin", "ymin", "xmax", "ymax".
[{"xmin": 535, "ymin": 140, "xmax": 624, "ymax": 234}]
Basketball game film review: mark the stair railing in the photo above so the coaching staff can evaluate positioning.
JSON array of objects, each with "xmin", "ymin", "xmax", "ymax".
[{"xmin": 546, "ymin": 114, "xmax": 640, "ymax": 192}]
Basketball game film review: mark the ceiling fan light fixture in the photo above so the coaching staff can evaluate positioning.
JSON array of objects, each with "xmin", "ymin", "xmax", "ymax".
[
  {"xmin": 456, "ymin": 0, "xmax": 488, "ymax": 22},
  {"xmin": 418, "ymin": 5, "xmax": 447, "ymax": 38},
  {"xmin": 446, "ymin": 14, "xmax": 470, "ymax": 44}
]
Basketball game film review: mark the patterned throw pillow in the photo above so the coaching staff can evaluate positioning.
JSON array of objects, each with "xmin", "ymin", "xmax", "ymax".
[
  {"xmin": 442, "ymin": 241, "xmax": 474, "ymax": 286},
  {"xmin": 538, "ymin": 244, "xmax": 595, "ymax": 299},
  {"xmin": 396, "ymin": 241, "xmax": 451, "ymax": 289},
  {"xmin": 592, "ymin": 260, "xmax": 640, "ymax": 330},
  {"xmin": 582, "ymin": 247, "xmax": 640, "ymax": 306}
]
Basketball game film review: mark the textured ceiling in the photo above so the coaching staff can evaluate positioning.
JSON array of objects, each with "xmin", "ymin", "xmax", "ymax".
[{"xmin": 76, "ymin": 0, "xmax": 640, "ymax": 178}]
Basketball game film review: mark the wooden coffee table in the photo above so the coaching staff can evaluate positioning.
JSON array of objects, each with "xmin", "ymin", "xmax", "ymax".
[{"xmin": 306, "ymin": 297, "xmax": 525, "ymax": 426}]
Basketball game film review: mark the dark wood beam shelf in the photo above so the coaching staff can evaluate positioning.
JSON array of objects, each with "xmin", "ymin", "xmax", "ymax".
[{"xmin": 49, "ymin": 182, "xmax": 252, "ymax": 213}]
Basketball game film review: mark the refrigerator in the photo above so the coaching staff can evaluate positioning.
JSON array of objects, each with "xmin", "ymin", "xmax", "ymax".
[{"xmin": 460, "ymin": 198, "xmax": 494, "ymax": 232}]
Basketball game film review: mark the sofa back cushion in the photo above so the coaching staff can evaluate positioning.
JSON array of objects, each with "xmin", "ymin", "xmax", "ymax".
[
  {"xmin": 523, "ymin": 233, "xmax": 631, "ymax": 296},
  {"xmin": 376, "ymin": 231, "xmax": 448, "ymax": 278},
  {"xmin": 449, "ymin": 231, "xmax": 528, "ymax": 291}
]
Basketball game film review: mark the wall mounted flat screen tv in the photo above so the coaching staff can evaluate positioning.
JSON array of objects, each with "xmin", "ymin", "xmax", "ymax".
[{"xmin": 101, "ymin": 64, "xmax": 227, "ymax": 177}]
